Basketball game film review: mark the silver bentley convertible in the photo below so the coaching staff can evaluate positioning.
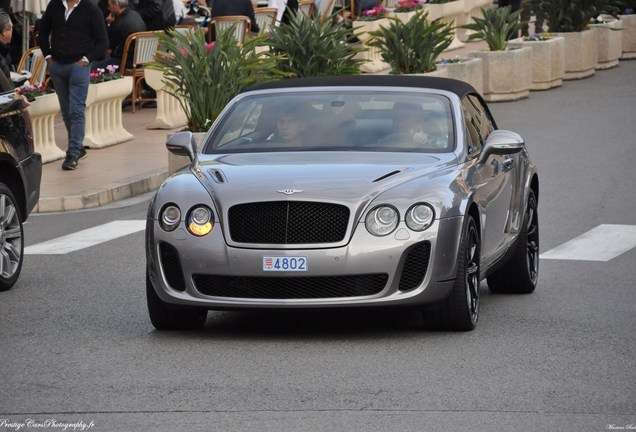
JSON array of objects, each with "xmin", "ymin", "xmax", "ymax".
[{"xmin": 145, "ymin": 76, "xmax": 539, "ymax": 331}]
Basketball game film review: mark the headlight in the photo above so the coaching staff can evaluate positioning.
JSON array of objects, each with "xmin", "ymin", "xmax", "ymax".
[
  {"xmin": 365, "ymin": 205, "xmax": 399, "ymax": 236},
  {"xmin": 405, "ymin": 203, "xmax": 435, "ymax": 231},
  {"xmin": 160, "ymin": 204, "xmax": 181, "ymax": 232},
  {"xmin": 187, "ymin": 205, "xmax": 214, "ymax": 236}
]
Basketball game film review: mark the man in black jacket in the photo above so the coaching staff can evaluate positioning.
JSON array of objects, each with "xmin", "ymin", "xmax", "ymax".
[
  {"xmin": 0, "ymin": 11, "xmax": 13, "ymax": 84},
  {"xmin": 134, "ymin": 0, "xmax": 175, "ymax": 31},
  {"xmin": 38, "ymin": 0, "xmax": 108, "ymax": 170},
  {"xmin": 94, "ymin": 0, "xmax": 146, "ymax": 70}
]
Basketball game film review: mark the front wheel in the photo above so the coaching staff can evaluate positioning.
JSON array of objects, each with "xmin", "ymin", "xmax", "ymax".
[
  {"xmin": 0, "ymin": 182, "xmax": 24, "ymax": 292},
  {"xmin": 146, "ymin": 271, "xmax": 208, "ymax": 330},
  {"xmin": 487, "ymin": 189, "xmax": 539, "ymax": 294},
  {"xmin": 423, "ymin": 215, "xmax": 480, "ymax": 331}
]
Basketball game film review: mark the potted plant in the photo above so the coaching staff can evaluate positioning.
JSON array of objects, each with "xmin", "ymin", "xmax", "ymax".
[
  {"xmin": 353, "ymin": 6, "xmax": 392, "ymax": 73},
  {"xmin": 17, "ymin": 82, "xmax": 65, "ymax": 163},
  {"xmin": 590, "ymin": 14, "xmax": 624, "ymax": 69},
  {"xmin": 508, "ymin": 31, "xmax": 566, "ymax": 90},
  {"xmin": 392, "ymin": 0, "xmax": 427, "ymax": 22},
  {"xmin": 436, "ymin": 55, "xmax": 484, "ymax": 94},
  {"xmin": 84, "ymin": 64, "xmax": 134, "ymax": 148},
  {"xmin": 423, "ymin": 0, "xmax": 467, "ymax": 49},
  {"xmin": 264, "ymin": 11, "xmax": 365, "ymax": 77},
  {"xmin": 463, "ymin": 6, "xmax": 533, "ymax": 101},
  {"xmin": 367, "ymin": 10, "xmax": 453, "ymax": 76},
  {"xmin": 619, "ymin": 0, "xmax": 636, "ymax": 58},
  {"xmin": 525, "ymin": 0, "xmax": 621, "ymax": 79},
  {"xmin": 150, "ymin": 26, "xmax": 283, "ymax": 134}
]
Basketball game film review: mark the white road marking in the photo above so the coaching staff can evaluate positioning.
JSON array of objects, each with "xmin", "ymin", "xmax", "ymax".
[
  {"xmin": 541, "ymin": 224, "xmax": 636, "ymax": 262},
  {"xmin": 25, "ymin": 220, "xmax": 146, "ymax": 255}
]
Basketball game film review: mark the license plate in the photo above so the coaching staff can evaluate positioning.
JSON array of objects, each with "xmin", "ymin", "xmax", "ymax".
[{"xmin": 263, "ymin": 256, "xmax": 308, "ymax": 272}]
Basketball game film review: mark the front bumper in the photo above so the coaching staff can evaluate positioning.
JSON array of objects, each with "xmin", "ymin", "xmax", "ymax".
[{"xmin": 146, "ymin": 216, "xmax": 464, "ymax": 310}]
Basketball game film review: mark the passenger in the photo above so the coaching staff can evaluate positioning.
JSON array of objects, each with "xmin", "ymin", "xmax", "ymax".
[{"xmin": 381, "ymin": 102, "xmax": 446, "ymax": 149}]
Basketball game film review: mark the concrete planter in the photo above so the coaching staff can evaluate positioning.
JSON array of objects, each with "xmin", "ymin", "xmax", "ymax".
[
  {"xmin": 354, "ymin": 18, "xmax": 392, "ymax": 73},
  {"xmin": 436, "ymin": 56, "xmax": 483, "ymax": 94},
  {"xmin": 26, "ymin": 92, "xmax": 65, "ymax": 163},
  {"xmin": 554, "ymin": 29, "xmax": 597, "ymax": 80},
  {"xmin": 144, "ymin": 68, "xmax": 188, "ymax": 130},
  {"xmin": 468, "ymin": 46, "xmax": 533, "ymax": 102},
  {"xmin": 591, "ymin": 17, "xmax": 623, "ymax": 69},
  {"xmin": 404, "ymin": 68, "xmax": 449, "ymax": 78},
  {"xmin": 619, "ymin": 14, "xmax": 636, "ymax": 59},
  {"xmin": 423, "ymin": 0, "xmax": 466, "ymax": 51},
  {"xmin": 508, "ymin": 36, "xmax": 565, "ymax": 90},
  {"xmin": 84, "ymin": 76, "xmax": 134, "ymax": 148}
]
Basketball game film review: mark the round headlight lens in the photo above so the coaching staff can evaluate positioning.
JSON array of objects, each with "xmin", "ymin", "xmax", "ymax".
[
  {"xmin": 187, "ymin": 206, "xmax": 214, "ymax": 236},
  {"xmin": 365, "ymin": 205, "xmax": 399, "ymax": 236},
  {"xmin": 405, "ymin": 204, "xmax": 435, "ymax": 231},
  {"xmin": 160, "ymin": 204, "xmax": 181, "ymax": 231}
]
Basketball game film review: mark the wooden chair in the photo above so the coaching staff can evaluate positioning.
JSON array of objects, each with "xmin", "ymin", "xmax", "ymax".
[
  {"xmin": 209, "ymin": 16, "xmax": 252, "ymax": 45},
  {"xmin": 17, "ymin": 47, "xmax": 47, "ymax": 84},
  {"xmin": 298, "ymin": 0, "xmax": 315, "ymax": 16},
  {"xmin": 254, "ymin": 7, "xmax": 278, "ymax": 35},
  {"xmin": 119, "ymin": 31, "xmax": 162, "ymax": 112},
  {"xmin": 316, "ymin": 0, "xmax": 336, "ymax": 19}
]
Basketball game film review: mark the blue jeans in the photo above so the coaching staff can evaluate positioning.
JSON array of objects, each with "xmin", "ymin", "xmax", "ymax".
[{"xmin": 48, "ymin": 61, "xmax": 90, "ymax": 158}]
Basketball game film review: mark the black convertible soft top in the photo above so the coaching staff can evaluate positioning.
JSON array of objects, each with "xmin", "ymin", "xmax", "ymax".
[{"xmin": 249, "ymin": 75, "xmax": 479, "ymax": 99}]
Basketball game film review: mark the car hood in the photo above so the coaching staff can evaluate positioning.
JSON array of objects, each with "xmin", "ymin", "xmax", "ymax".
[{"xmin": 194, "ymin": 151, "xmax": 457, "ymax": 205}]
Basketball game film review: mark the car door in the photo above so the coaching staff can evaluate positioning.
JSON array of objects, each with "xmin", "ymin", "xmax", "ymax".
[{"xmin": 462, "ymin": 95, "xmax": 515, "ymax": 265}]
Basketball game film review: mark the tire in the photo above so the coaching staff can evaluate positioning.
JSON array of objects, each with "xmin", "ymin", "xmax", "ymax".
[
  {"xmin": 487, "ymin": 189, "xmax": 539, "ymax": 294},
  {"xmin": 146, "ymin": 272, "xmax": 208, "ymax": 330},
  {"xmin": 423, "ymin": 215, "xmax": 480, "ymax": 331},
  {"xmin": 0, "ymin": 182, "xmax": 24, "ymax": 292}
]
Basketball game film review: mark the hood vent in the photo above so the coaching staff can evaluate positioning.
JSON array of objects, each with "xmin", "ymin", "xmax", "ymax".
[
  {"xmin": 372, "ymin": 169, "xmax": 404, "ymax": 183},
  {"xmin": 207, "ymin": 168, "xmax": 226, "ymax": 183}
]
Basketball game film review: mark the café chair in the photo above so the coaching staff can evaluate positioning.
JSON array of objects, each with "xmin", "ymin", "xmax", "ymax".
[
  {"xmin": 119, "ymin": 31, "xmax": 162, "ymax": 112},
  {"xmin": 254, "ymin": 7, "xmax": 278, "ymax": 35}
]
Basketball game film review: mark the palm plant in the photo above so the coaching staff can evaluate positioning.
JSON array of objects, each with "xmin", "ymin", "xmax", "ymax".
[
  {"xmin": 264, "ymin": 11, "xmax": 365, "ymax": 77},
  {"xmin": 367, "ymin": 10, "xmax": 453, "ymax": 74},
  {"xmin": 148, "ymin": 27, "xmax": 284, "ymax": 132},
  {"xmin": 462, "ymin": 6, "xmax": 525, "ymax": 51}
]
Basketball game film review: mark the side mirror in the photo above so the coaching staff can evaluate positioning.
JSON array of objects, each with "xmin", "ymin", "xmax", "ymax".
[
  {"xmin": 478, "ymin": 130, "xmax": 525, "ymax": 164},
  {"xmin": 166, "ymin": 131, "xmax": 198, "ymax": 163}
]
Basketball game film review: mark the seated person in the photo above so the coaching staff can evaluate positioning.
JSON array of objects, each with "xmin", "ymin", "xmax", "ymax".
[
  {"xmin": 267, "ymin": 103, "xmax": 307, "ymax": 146},
  {"xmin": 379, "ymin": 102, "xmax": 447, "ymax": 149},
  {"xmin": 93, "ymin": 0, "xmax": 147, "ymax": 70},
  {"xmin": 209, "ymin": 0, "xmax": 259, "ymax": 40}
]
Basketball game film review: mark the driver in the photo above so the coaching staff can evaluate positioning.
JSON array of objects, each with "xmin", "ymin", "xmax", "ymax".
[
  {"xmin": 382, "ymin": 102, "xmax": 446, "ymax": 149},
  {"xmin": 267, "ymin": 103, "xmax": 307, "ymax": 146}
]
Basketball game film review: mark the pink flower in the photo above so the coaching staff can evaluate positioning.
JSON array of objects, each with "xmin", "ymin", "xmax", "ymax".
[{"xmin": 206, "ymin": 41, "xmax": 215, "ymax": 51}]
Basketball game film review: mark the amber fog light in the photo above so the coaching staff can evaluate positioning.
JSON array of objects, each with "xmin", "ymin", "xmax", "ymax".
[{"xmin": 187, "ymin": 206, "xmax": 214, "ymax": 236}]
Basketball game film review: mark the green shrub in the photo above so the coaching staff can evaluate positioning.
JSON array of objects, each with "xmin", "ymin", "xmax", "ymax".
[{"xmin": 367, "ymin": 10, "xmax": 453, "ymax": 74}]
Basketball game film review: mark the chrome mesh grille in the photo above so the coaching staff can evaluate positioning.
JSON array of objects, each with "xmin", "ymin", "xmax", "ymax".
[{"xmin": 228, "ymin": 201, "xmax": 350, "ymax": 244}]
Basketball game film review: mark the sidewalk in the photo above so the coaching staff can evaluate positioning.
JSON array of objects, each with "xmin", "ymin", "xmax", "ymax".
[
  {"xmin": 35, "ymin": 106, "xmax": 182, "ymax": 213},
  {"xmin": 32, "ymin": 40, "xmax": 489, "ymax": 214}
]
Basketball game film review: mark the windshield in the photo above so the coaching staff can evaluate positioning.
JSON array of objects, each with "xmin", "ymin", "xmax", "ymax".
[{"xmin": 203, "ymin": 91, "xmax": 455, "ymax": 154}]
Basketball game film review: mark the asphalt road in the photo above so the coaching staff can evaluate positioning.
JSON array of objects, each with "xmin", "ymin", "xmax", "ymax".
[{"xmin": 1, "ymin": 61, "xmax": 635, "ymax": 432}]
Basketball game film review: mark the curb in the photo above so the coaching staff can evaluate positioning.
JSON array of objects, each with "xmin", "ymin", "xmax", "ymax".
[{"xmin": 34, "ymin": 170, "xmax": 169, "ymax": 213}]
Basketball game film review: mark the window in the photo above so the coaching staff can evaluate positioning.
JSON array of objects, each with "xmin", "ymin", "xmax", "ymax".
[{"xmin": 461, "ymin": 94, "xmax": 494, "ymax": 157}]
